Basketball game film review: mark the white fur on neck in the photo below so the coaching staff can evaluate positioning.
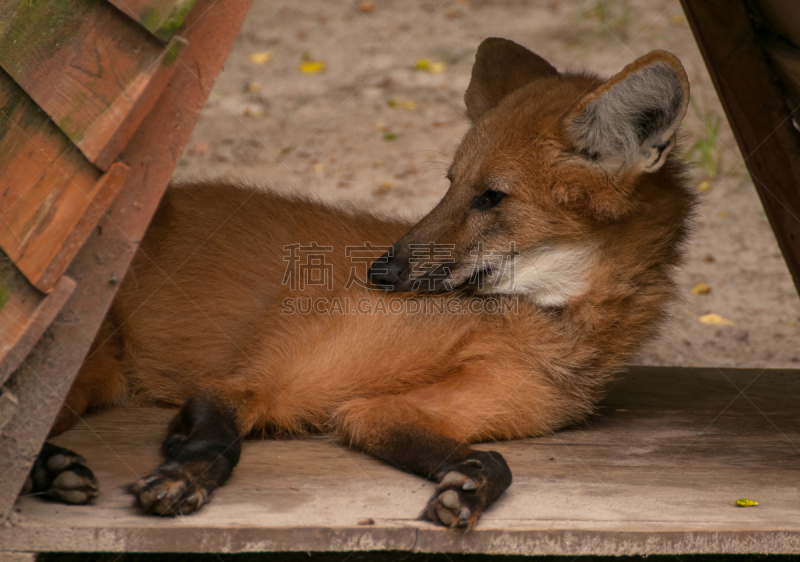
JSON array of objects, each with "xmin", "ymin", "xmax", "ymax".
[{"xmin": 478, "ymin": 242, "xmax": 597, "ymax": 307}]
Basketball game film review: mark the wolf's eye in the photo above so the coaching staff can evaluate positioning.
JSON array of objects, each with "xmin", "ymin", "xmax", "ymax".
[{"xmin": 471, "ymin": 189, "xmax": 506, "ymax": 211}]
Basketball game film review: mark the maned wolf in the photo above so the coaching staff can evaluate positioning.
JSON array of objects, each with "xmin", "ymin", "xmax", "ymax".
[{"xmin": 29, "ymin": 38, "xmax": 694, "ymax": 529}]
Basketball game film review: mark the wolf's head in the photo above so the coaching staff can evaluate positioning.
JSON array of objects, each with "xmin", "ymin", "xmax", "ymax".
[{"xmin": 368, "ymin": 38, "xmax": 691, "ymax": 307}]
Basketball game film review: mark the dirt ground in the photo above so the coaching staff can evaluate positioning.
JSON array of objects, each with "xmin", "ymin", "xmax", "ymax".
[{"xmin": 174, "ymin": 0, "xmax": 800, "ymax": 369}]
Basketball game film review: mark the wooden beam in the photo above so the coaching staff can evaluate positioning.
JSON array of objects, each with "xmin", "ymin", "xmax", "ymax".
[
  {"xmin": 4, "ymin": 366, "xmax": 800, "ymax": 555},
  {"xmin": 0, "ymin": 70, "xmax": 129, "ymax": 292},
  {"xmin": 0, "ymin": 270, "xmax": 76, "ymax": 386},
  {"xmin": 0, "ymin": 0, "xmax": 254, "ymax": 520},
  {"xmin": 0, "ymin": 0, "xmax": 185, "ymax": 170},
  {"xmin": 107, "ymin": 0, "xmax": 199, "ymax": 42},
  {"xmin": 681, "ymin": 0, "xmax": 800, "ymax": 297}
]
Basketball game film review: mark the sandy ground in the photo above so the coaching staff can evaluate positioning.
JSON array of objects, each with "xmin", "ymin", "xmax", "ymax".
[{"xmin": 174, "ymin": 0, "xmax": 800, "ymax": 370}]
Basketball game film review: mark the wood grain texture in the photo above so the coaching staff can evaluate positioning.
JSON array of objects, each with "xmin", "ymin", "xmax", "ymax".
[
  {"xmin": 0, "ymin": 256, "xmax": 45, "ymax": 377},
  {"xmin": 0, "ymin": 388, "xmax": 19, "ymax": 434},
  {"xmin": 3, "ymin": 366, "xmax": 800, "ymax": 555},
  {"xmin": 756, "ymin": 0, "xmax": 800, "ymax": 48},
  {"xmin": 108, "ymin": 0, "xmax": 198, "ymax": 42},
  {"xmin": 0, "ymin": 0, "xmax": 254, "ymax": 524},
  {"xmin": 681, "ymin": 0, "xmax": 800, "ymax": 297},
  {"xmin": 0, "ymin": 0, "xmax": 185, "ymax": 169},
  {"xmin": 764, "ymin": 43, "xmax": 800, "ymax": 109},
  {"xmin": 0, "ymin": 70, "xmax": 130, "ymax": 291},
  {"xmin": 0, "ymin": 273, "xmax": 76, "ymax": 386}
]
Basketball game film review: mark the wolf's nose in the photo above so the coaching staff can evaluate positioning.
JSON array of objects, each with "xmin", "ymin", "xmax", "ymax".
[{"xmin": 368, "ymin": 253, "xmax": 402, "ymax": 290}]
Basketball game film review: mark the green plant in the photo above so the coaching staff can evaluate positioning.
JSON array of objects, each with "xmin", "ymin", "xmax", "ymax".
[{"xmin": 688, "ymin": 96, "xmax": 722, "ymax": 178}]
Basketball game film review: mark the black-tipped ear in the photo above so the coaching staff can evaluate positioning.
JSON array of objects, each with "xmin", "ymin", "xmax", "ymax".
[
  {"xmin": 565, "ymin": 50, "xmax": 689, "ymax": 173},
  {"xmin": 464, "ymin": 38, "xmax": 558, "ymax": 124}
]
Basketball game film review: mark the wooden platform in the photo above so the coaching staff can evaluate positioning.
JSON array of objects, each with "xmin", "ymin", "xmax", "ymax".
[{"xmin": 3, "ymin": 366, "xmax": 800, "ymax": 556}]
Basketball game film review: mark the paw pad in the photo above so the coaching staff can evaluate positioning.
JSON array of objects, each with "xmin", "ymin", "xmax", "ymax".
[{"xmin": 127, "ymin": 468, "xmax": 210, "ymax": 516}]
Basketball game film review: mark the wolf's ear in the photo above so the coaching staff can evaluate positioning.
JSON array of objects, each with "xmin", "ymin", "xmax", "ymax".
[
  {"xmin": 565, "ymin": 51, "xmax": 689, "ymax": 173},
  {"xmin": 465, "ymin": 38, "xmax": 557, "ymax": 124}
]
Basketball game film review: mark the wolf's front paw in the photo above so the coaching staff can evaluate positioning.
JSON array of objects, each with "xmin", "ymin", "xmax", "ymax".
[
  {"xmin": 423, "ymin": 450, "xmax": 512, "ymax": 530},
  {"xmin": 127, "ymin": 462, "xmax": 212, "ymax": 516},
  {"xmin": 27, "ymin": 442, "xmax": 99, "ymax": 504}
]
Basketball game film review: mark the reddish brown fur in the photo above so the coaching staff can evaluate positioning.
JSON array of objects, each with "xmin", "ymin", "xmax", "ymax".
[{"xmin": 52, "ymin": 39, "xmax": 695, "ymax": 525}]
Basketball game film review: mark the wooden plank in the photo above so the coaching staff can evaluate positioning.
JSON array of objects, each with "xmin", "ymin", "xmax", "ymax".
[
  {"xmin": 108, "ymin": 0, "xmax": 198, "ymax": 42},
  {"xmin": 0, "ymin": 69, "xmax": 129, "ymax": 291},
  {"xmin": 0, "ymin": 272, "xmax": 76, "ymax": 386},
  {"xmin": 764, "ymin": 43, "xmax": 800, "ymax": 108},
  {"xmin": 0, "ymin": 388, "xmax": 19, "ymax": 434},
  {"xmin": 0, "ymin": 0, "xmax": 186, "ymax": 170},
  {"xmin": 0, "ymin": 0, "xmax": 254, "ymax": 523},
  {"xmin": 24, "ymin": 167, "xmax": 128, "ymax": 293},
  {"xmin": 757, "ymin": 0, "xmax": 800, "ymax": 48},
  {"xmin": 681, "ymin": 0, "xmax": 800, "ymax": 297},
  {"xmin": 0, "ymin": 554, "xmax": 36, "ymax": 562},
  {"xmin": 3, "ymin": 366, "xmax": 800, "ymax": 555}
]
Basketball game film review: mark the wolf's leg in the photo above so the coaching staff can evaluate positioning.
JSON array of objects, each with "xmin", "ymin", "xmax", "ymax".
[
  {"xmin": 331, "ymin": 352, "xmax": 585, "ymax": 529},
  {"xmin": 331, "ymin": 370, "xmax": 546, "ymax": 529},
  {"xmin": 24, "ymin": 315, "xmax": 123, "ymax": 505},
  {"xmin": 127, "ymin": 393, "xmax": 241, "ymax": 515}
]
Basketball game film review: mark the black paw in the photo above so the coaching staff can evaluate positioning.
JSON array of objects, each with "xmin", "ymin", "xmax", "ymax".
[
  {"xmin": 27, "ymin": 442, "xmax": 99, "ymax": 504},
  {"xmin": 127, "ymin": 462, "xmax": 212, "ymax": 516},
  {"xmin": 423, "ymin": 450, "xmax": 511, "ymax": 529}
]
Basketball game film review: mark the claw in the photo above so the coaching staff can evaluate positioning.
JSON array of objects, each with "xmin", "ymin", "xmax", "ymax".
[
  {"xmin": 462, "ymin": 479, "xmax": 477, "ymax": 491},
  {"xmin": 465, "ymin": 459, "xmax": 484, "ymax": 469},
  {"xmin": 458, "ymin": 506, "xmax": 471, "ymax": 525},
  {"xmin": 439, "ymin": 489, "xmax": 460, "ymax": 510},
  {"xmin": 143, "ymin": 474, "xmax": 160, "ymax": 486}
]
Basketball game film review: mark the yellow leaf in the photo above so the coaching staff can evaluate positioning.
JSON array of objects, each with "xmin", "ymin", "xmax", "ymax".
[
  {"xmin": 691, "ymin": 282, "xmax": 711, "ymax": 295},
  {"xmin": 415, "ymin": 59, "xmax": 446, "ymax": 73},
  {"xmin": 249, "ymin": 51, "xmax": 272, "ymax": 64},
  {"xmin": 735, "ymin": 498, "xmax": 758, "ymax": 507},
  {"xmin": 717, "ymin": 211, "xmax": 729, "ymax": 218},
  {"xmin": 247, "ymin": 81, "xmax": 261, "ymax": 92},
  {"xmin": 697, "ymin": 180, "xmax": 711, "ymax": 192},
  {"xmin": 414, "ymin": 58, "xmax": 432, "ymax": 71},
  {"xmin": 299, "ymin": 61, "xmax": 326, "ymax": 74},
  {"xmin": 699, "ymin": 313, "xmax": 735, "ymax": 326},
  {"xmin": 388, "ymin": 98, "xmax": 417, "ymax": 110},
  {"xmin": 380, "ymin": 181, "xmax": 393, "ymax": 189}
]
